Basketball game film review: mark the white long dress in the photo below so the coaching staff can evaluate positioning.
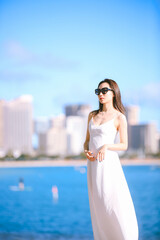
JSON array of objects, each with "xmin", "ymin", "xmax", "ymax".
[{"xmin": 87, "ymin": 117, "xmax": 139, "ymax": 240}]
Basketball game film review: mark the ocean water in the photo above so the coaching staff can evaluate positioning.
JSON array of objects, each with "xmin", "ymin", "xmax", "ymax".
[{"xmin": 0, "ymin": 165, "xmax": 160, "ymax": 240}]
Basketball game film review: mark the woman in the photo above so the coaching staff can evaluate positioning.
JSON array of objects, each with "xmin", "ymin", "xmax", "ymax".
[{"xmin": 84, "ymin": 79, "xmax": 139, "ymax": 240}]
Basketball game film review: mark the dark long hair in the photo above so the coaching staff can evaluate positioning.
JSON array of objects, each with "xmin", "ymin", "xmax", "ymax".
[{"xmin": 93, "ymin": 78, "xmax": 125, "ymax": 115}]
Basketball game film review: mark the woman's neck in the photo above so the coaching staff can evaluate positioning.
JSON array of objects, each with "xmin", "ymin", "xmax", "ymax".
[{"xmin": 102, "ymin": 102, "xmax": 114, "ymax": 113}]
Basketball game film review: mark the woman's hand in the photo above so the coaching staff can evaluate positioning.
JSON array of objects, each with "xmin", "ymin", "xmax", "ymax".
[
  {"xmin": 96, "ymin": 145, "xmax": 108, "ymax": 162},
  {"xmin": 84, "ymin": 150, "xmax": 96, "ymax": 161}
]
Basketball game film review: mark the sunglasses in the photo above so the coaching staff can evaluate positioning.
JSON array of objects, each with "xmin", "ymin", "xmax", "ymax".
[{"xmin": 95, "ymin": 87, "xmax": 113, "ymax": 95}]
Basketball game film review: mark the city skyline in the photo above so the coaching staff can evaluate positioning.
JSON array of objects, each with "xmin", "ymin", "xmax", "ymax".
[
  {"xmin": 1, "ymin": 94, "xmax": 159, "ymax": 129},
  {"xmin": 0, "ymin": 98, "xmax": 159, "ymax": 157},
  {"xmin": 0, "ymin": 0, "xmax": 160, "ymax": 127}
]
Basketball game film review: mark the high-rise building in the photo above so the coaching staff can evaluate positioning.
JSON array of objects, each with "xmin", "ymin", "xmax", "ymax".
[
  {"xmin": 125, "ymin": 105, "xmax": 139, "ymax": 125},
  {"xmin": 64, "ymin": 104, "xmax": 90, "ymax": 155},
  {"xmin": 0, "ymin": 100, "xmax": 5, "ymax": 152},
  {"xmin": 34, "ymin": 117, "xmax": 51, "ymax": 134},
  {"xmin": 65, "ymin": 104, "xmax": 91, "ymax": 117},
  {"xmin": 38, "ymin": 127, "xmax": 67, "ymax": 156},
  {"xmin": 66, "ymin": 116, "xmax": 87, "ymax": 155},
  {"xmin": 145, "ymin": 122, "xmax": 159, "ymax": 154},
  {"xmin": 2, "ymin": 95, "xmax": 33, "ymax": 156},
  {"xmin": 128, "ymin": 122, "xmax": 158, "ymax": 154},
  {"xmin": 128, "ymin": 124, "xmax": 146, "ymax": 154},
  {"xmin": 50, "ymin": 114, "xmax": 66, "ymax": 128}
]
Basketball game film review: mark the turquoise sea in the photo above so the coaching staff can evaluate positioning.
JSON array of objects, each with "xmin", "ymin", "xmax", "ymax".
[{"xmin": 0, "ymin": 165, "xmax": 160, "ymax": 240}]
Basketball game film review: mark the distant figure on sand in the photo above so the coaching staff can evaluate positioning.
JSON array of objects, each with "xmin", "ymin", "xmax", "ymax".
[
  {"xmin": 19, "ymin": 178, "xmax": 24, "ymax": 191},
  {"xmin": 84, "ymin": 79, "xmax": 139, "ymax": 240}
]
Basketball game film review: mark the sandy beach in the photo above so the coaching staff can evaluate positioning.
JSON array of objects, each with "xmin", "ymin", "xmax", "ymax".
[{"xmin": 0, "ymin": 158, "xmax": 160, "ymax": 168}]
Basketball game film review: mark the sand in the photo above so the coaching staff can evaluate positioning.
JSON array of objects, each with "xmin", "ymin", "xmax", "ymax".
[{"xmin": 0, "ymin": 158, "xmax": 160, "ymax": 168}]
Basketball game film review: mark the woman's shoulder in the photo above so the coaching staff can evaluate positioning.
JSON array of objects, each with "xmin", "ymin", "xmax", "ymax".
[
  {"xmin": 88, "ymin": 110, "xmax": 98, "ymax": 120},
  {"xmin": 115, "ymin": 111, "xmax": 127, "ymax": 124},
  {"xmin": 114, "ymin": 111, "xmax": 127, "ymax": 130}
]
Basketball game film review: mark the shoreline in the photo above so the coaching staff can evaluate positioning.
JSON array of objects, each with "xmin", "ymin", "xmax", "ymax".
[{"xmin": 0, "ymin": 158, "xmax": 160, "ymax": 168}]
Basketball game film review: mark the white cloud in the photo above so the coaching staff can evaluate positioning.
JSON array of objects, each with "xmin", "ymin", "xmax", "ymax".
[
  {"xmin": 6, "ymin": 41, "xmax": 33, "ymax": 61},
  {"xmin": 4, "ymin": 41, "xmax": 80, "ymax": 70}
]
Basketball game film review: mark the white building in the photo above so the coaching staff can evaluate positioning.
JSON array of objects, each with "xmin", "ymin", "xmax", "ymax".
[
  {"xmin": 38, "ymin": 127, "xmax": 67, "ymax": 156},
  {"xmin": 50, "ymin": 114, "xmax": 66, "ymax": 128},
  {"xmin": 125, "ymin": 105, "xmax": 140, "ymax": 125},
  {"xmin": 66, "ymin": 116, "xmax": 87, "ymax": 155},
  {"xmin": 2, "ymin": 95, "xmax": 33, "ymax": 156},
  {"xmin": 34, "ymin": 117, "xmax": 51, "ymax": 134},
  {"xmin": 36, "ymin": 115, "xmax": 67, "ymax": 156}
]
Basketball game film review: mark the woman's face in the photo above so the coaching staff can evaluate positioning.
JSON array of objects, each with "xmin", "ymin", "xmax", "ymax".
[{"xmin": 98, "ymin": 82, "xmax": 114, "ymax": 105}]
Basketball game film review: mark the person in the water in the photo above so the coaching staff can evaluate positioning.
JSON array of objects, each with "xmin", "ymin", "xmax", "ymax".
[{"xmin": 19, "ymin": 177, "xmax": 24, "ymax": 191}]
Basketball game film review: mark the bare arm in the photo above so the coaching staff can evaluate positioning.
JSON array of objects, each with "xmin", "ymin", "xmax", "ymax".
[
  {"xmin": 105, "ymin": 114, "xmax": 128, "ymax": 151},
  {"xmin": 83, "ymin": 115, "xmax": 90, "ymax": 152},
  {"xmin": 83, "ymin": 112, "xmax": 96, "ymax": 161}
]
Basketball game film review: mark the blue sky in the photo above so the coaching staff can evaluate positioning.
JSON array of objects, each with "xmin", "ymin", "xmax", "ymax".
[{"xmin": 0, "ymin": 0, "xmax": 160, "ymax": 127}]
